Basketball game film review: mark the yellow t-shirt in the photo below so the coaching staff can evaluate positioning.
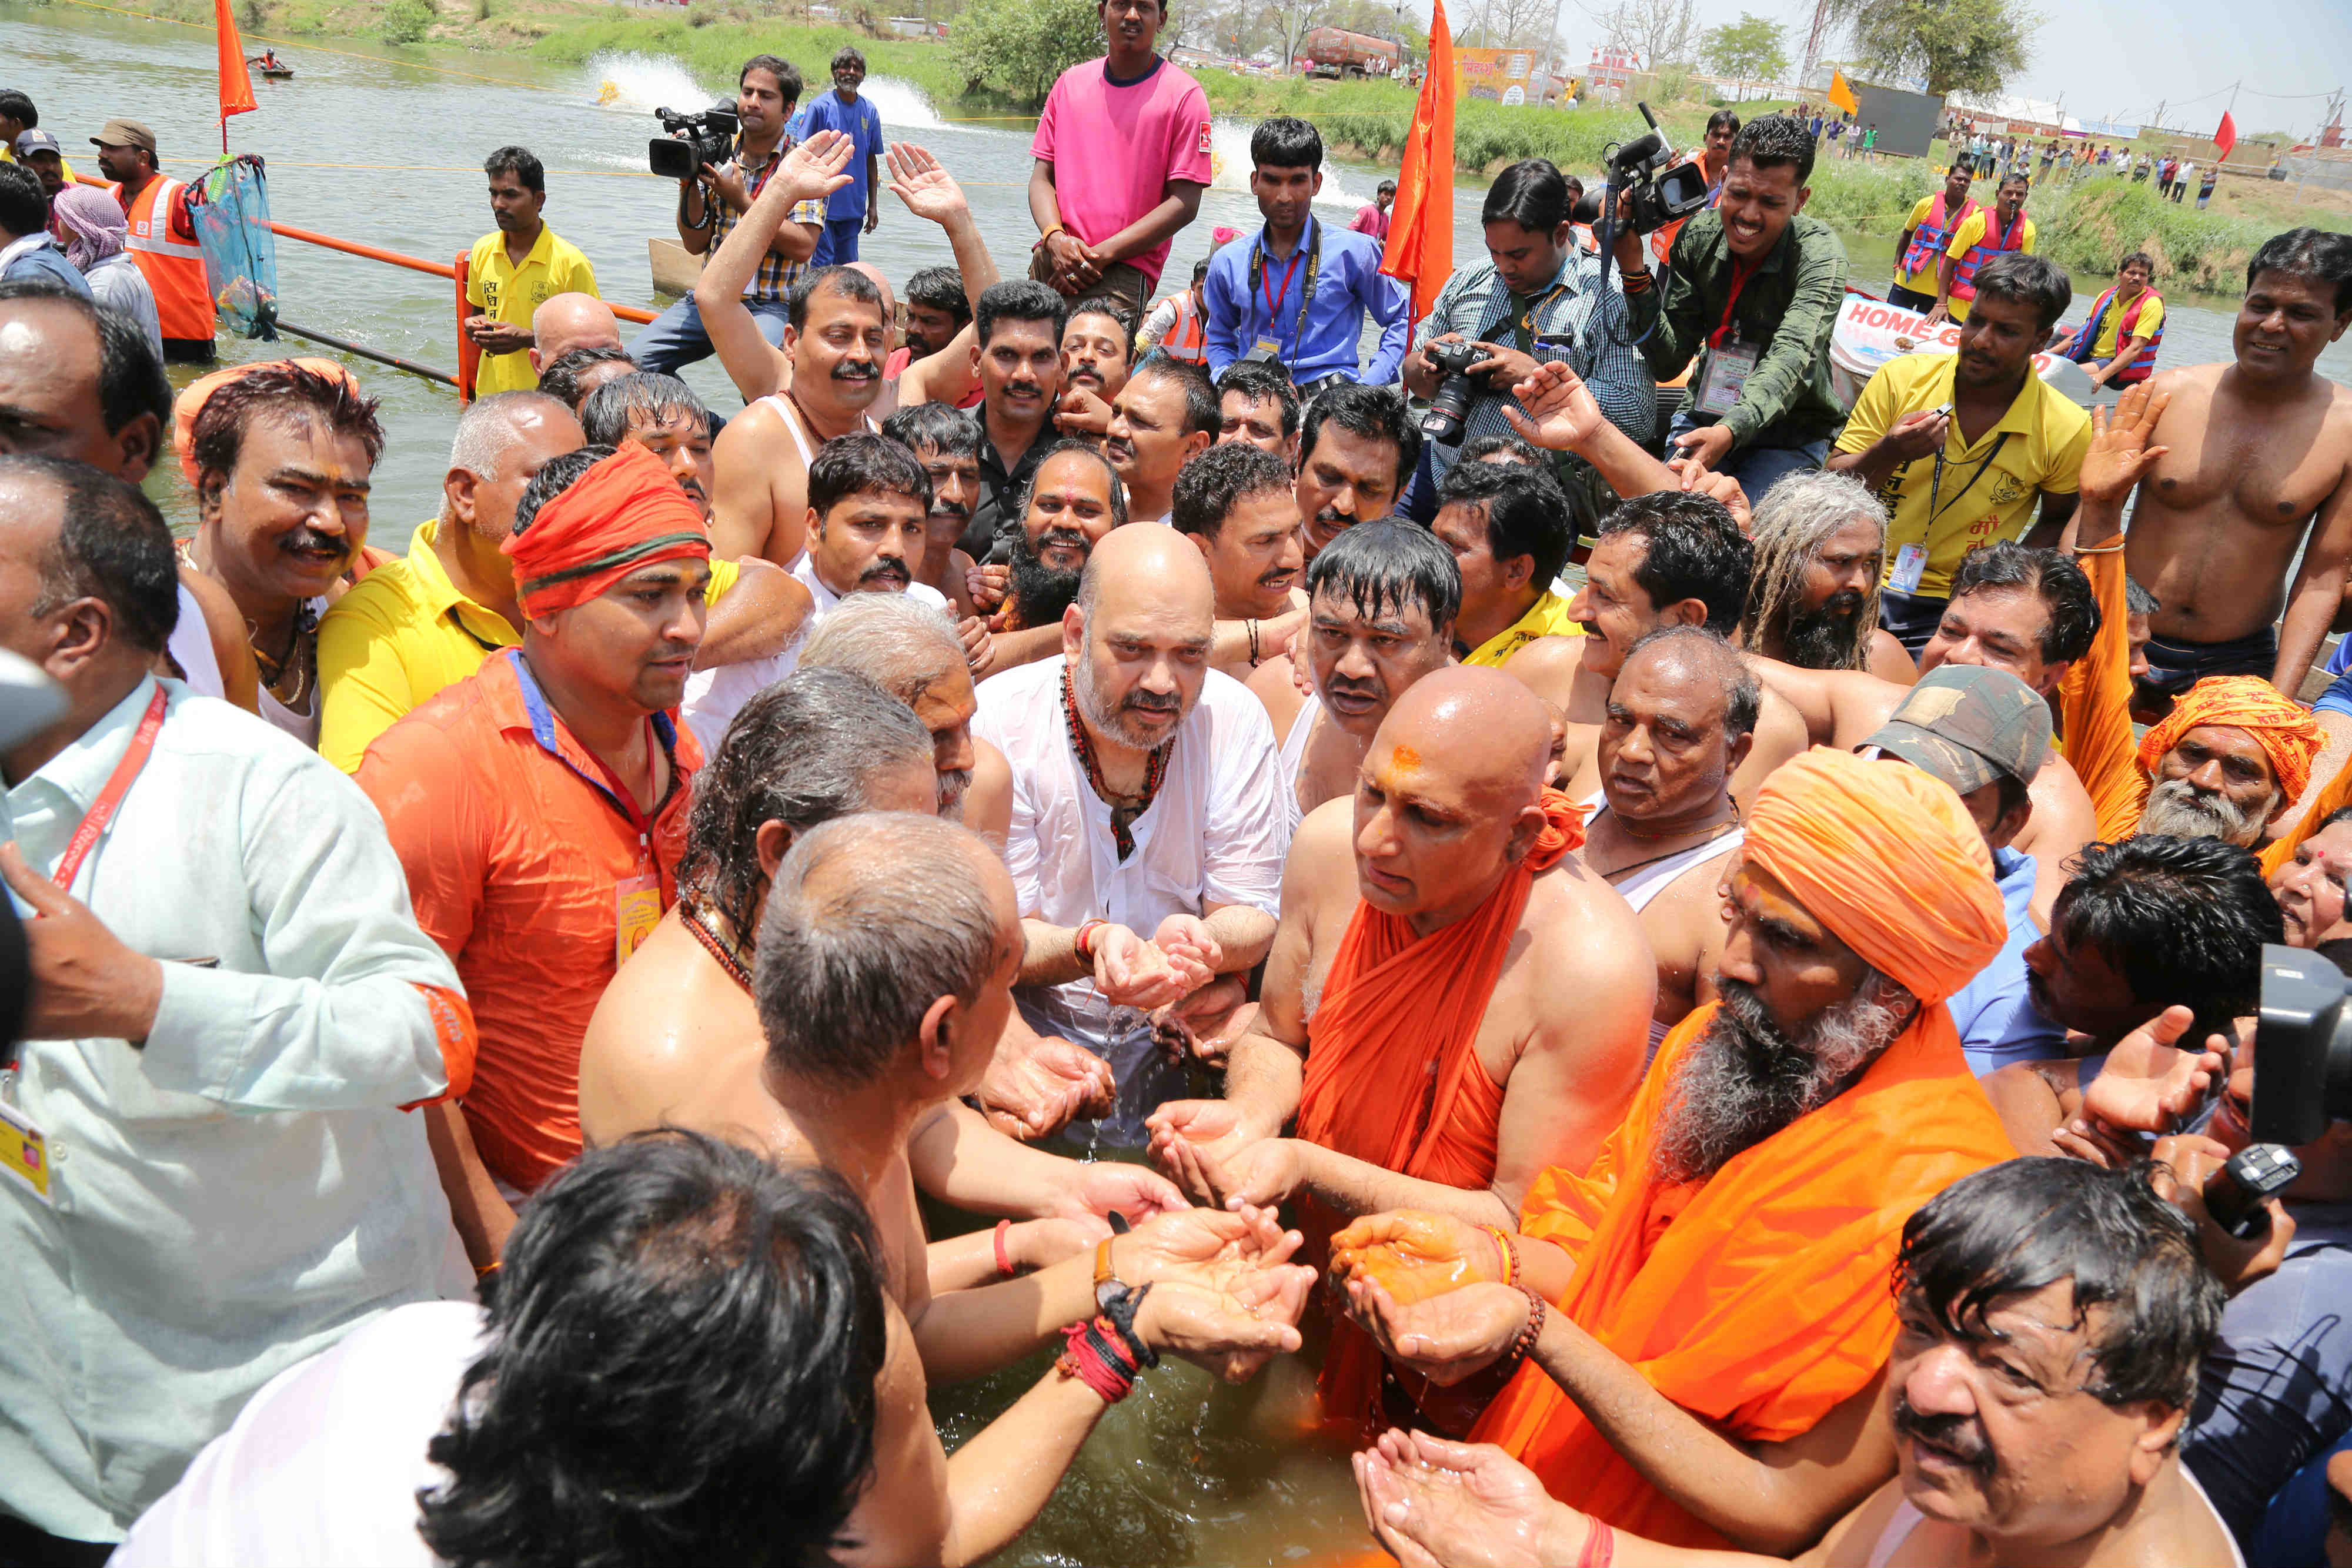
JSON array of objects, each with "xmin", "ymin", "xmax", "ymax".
[
  {"xmin": 465, "ymin": 225, "xmax": 599, "ymax": 396},
  {"xmin": 317, "ymin": 519, "xmax": 737, "ymax": 772},
  {"xmin": 1894, "ymin": 193, "xmax": 1942, "ymax": 293},
  {"xmin": 1939, "ymin": 211, "xmax": 2037, "ymax": 322},
  {"xmin": 1835, "ymin": 353, "xmax": 2090, "ymax": 600},
  {"xmin": 2089, "ymin": 289, "xmax": 2165, "ymax": 360},
  {"xmin": 1463, "ymin": 589, "xmax": 1582, "ymax": 667}
]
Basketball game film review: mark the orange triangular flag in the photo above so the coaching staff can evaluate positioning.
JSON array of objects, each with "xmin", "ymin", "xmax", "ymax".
[
  {"xmin": 1827, "ymin": 68, "xmax": 1859, "ymax": 116},
  {"xmin": 1380, "ymin": 0, "xmax": 1456, "ymax": 327},
  {"xmin": 216, "ymin": 0, "xmax": 258, "ymax": 123}
]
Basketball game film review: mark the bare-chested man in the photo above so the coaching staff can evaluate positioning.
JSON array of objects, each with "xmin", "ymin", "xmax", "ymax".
[
  {"xmin": 1502, "ymin": 490, "xmax": 1809, "ymax": 813},
  {"xmin": 1582, "ymin": 627, "xmax": 1752, "ymax": 1052},
  {"xmin": 1250, "ymin": 520, "xmax": 1458, "ymax": 836},
  {"xmin": 1146, "ymin": 666, "xmax": 1655, "ymax": 1435},
  {"xmin": 2122, "ymin": 228, "xmax": 2352, "ymax": 704}
]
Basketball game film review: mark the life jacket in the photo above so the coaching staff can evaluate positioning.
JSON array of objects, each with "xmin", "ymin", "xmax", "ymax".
[
  {"xmin": 124, "ymin": 175, "xmax": 214, "ymax": 344},
  {"xmin": 1900, "ymin": 193, "xmax": 1979, "ymax": 283},
  {"xmin": 1158, "ymin": 290, "xmax": 1208, "ymax": 365},
  {"xmin": 1950, "ymin": 209, "xmax": 2027, "ymax": 303},
  {"xmin": 2062, "ymin": 286, "xmax": 2164, "ymax": 383}
]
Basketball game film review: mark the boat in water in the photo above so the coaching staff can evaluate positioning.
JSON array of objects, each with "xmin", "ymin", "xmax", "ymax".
[{"xmin": 248, "ymin": 56, "xmax": 295, "ymax": 79}]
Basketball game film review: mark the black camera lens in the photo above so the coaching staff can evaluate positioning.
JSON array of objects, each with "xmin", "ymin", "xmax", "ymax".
[{"xmin": 2253, "ymin": 942, "xmax": 2352, "ymax": 1146}]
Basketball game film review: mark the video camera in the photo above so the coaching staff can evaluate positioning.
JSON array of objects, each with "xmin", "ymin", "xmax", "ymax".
[
  {"xmin": 649, "ymin": 103, "xmax": 740, "ymax": 182},
  {"xmin": 1569, "ymin": 102, "xmax": 1714, "ymax": 236},
  {"xmin": 2204, "ymin": 944, "xmax": 2352, "ymax": 1237},
  {"xmin": 1419, "ymin": 340, "xmax": 1494, "ymax": 446}
]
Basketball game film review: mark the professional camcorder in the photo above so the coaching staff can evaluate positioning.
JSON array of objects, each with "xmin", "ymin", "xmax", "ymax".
[
  {"xmin": 1570, "ymin": 102, "xmax": 1714, "ymax": 237},
  {"xmin": 649, "ymin": 104, "xmax": 740, "ymax": 182},
  {"xmin": 1420, "ymin": 339, "xmax": 1495, "ymax": 446},
  {"xmin": 2207, "ymin": 944, "xmax": 2352, "ymax": 1237}
]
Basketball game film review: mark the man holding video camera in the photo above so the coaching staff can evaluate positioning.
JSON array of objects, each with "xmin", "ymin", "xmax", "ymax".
[
  {"xmin": 629, "ymin": 55, "xmax": 825, "ymax": 377},
  {"xmin": 1616, "ymin": 113, "xmax": 1852, "ymax": 499},
  {"xmin": 1399, "ymin": 158, "xmax": 1652, "ymax": 522}
]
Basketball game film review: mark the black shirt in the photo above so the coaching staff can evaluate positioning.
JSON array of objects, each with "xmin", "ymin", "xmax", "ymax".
[{"xmin": 966, "ymin": 410, "xmax": 1051, "ymax": 563}]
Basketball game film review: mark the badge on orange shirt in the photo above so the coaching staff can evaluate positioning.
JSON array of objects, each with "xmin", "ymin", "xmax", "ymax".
[{"xmin": 614, "ymin": 873, "xmax": 663, "ymax": 967}]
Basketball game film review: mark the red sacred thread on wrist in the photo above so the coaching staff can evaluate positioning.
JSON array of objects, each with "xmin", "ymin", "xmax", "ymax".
[
  {"xmin": 1074, "ymin": 919, "xmax": 1108, "ymax": 965},
  {"xmin": 1577, "ymin": 1516, "xmax": 1616, "ymax": 1568},
  {"xmin": 1055, "ymin": 1319, "xmax": 1138, "ymax": 1404},
  {"xmin": 994, "ymin": 1218, "xmax": 1015, "ymax": 1279}
]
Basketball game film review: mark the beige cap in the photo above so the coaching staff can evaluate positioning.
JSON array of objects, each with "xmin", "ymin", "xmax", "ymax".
[{"xmin": 89, "ymin": 118, "xmax": 157, "ymax": 153}]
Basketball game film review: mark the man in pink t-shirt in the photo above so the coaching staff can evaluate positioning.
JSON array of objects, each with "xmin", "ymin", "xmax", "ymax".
[
  {"xmin": 1028, "ymin": 0, "xmax": 1213, "ymax": 315},
  {"xmin": 1351, "ymin": 178, "xmax": 1396, "ymax": 243}
]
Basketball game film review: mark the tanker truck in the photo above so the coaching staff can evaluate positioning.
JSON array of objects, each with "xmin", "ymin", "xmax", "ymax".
[{"xmin": 1298, "ymin": 28, "xmax": 1403, "ymax": 78}]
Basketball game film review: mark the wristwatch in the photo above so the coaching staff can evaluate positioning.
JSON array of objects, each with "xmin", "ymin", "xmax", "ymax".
[{"xmin": 1092, "ymin": 1237, "xmax": 1158, "ymax": 1367}]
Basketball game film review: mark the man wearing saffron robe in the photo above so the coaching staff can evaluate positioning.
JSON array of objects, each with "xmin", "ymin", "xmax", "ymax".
[
  {"xmin": 1147, "ymin": 666, "xmax": 1656, "ymax": 1436},
  {"xmin": 1329, "ymin": 747, "xmax": 2017, "ymax": 1554}
]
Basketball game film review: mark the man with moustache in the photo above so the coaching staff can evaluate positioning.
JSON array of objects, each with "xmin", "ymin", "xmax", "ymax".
[
  {"xmin": 884, "ymin": 400, "xmax": 987, "ymax": 618},
  {"xmin": 89, "ymin": 116, "xmax": 213, "ymax": 362},
  {"xmin": 1582, "ymin": 627, "xmax": 1754, "ymax": 1052},
  {"xmin": 1428, "ymin": 460, "xmax": 1580, "ymax": 668},
  {"xmin": 1334, "ymin": 747, "xmax": 2014, "ymax": 1553},
  {"xmin": 1105, "ymin": 355, "xmax": 1217, "ymax": 527},
  {"xmin": 1052, "ymin": 299, "xmax": 1135, "ymax": 447},
  {"xmin": 578, "ymin": 372, "xmax": 716, "ymax": 520},
  {"xmin": 1353, "ymin": 1159, "xmax": 2242, "ymax": 1568},
  {"xmin": 1295, "ymin": 382, "xmax": 1418, "ymax": 561},
  {"xmin": 1174, "ymin": 442, "xmax": 1306, "ymax": 678},
  {"xmin": 1248, "ymin": 520, "xmax": 1458, "ymax": 836},
  {"xmin": 993, "ymin": 442, "xmax": 1128, "ymax": 643},
  {"xmin": 963, "ymin": 281, "xmax": 1072, "ymax": 567},
  {"xmin": 358, "ymin": 442, "xmax": 711, "ymax": 1272},
  {"xmin": 1216, "ymin": 359, "xmax": 1301, "ymax": 462},
  {"xmin": 2134, "ymin": 675, "xmax": 2321, "ymax": 848},
  {"xmin": 1736, "ymin": 469, "xmax": 1917, "ymax": 683}
]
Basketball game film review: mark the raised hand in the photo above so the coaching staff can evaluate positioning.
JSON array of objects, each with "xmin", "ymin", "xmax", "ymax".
[
  {"xmin": 975, "ymin": 1031, "xmax": 1114, "ymax": 1141},
  {"xmin": 884, "ymin": 141, "xmax": 968, "ymax": 227},
  {"xmin": 1354, "ymin": 1429, "xmax": 1584, "ymax": 1568},
  {"xmin": 2078, "ymin": 383, "xmax": 2172, "ymax": 507},
  {"xmin": 1344, "ymin": 1275, "xmax": 1529, "ymax": 1386},
  {"xmin": 1328, "ymin": 1209, "xmax": 1506, "ymax": 1306},
  {"xmin": 1500, "ymin": 360, "xmax": 1605, "ymax": 453},
  {"xmin": 776, "ymin": 128, "xmax": 856, "ymax": 208},
  {"xmin": 2078, "ymin": 1005, "xmax": 2228, "ymax": 1136}
]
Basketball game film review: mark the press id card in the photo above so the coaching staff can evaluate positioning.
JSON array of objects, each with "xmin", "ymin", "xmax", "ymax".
[
  {"xmin": 1693, "ymin": 340, "xmax": 1759, "ymax": 416},
  {"xmin": 614, "ymin": 873, "xmax": 663, "ymax": 967},
  {"xmin": 0, "ymin": 1098, "xmax": 53, "ymax": 1206},
  {"xmin": 1890, "ymin": 544, "xmax": 1929, "ymax": 596}
]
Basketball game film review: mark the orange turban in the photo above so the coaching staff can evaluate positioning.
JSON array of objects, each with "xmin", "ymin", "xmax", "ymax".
[
  {"xmin": 2136, "ymin": 675, "xmax": 2322, "ymax": 804},
  {"xmin": 172, "ymin": 357, "xmax": 361, "ymax": 487},
  {"xmin": 1743, "ymin": 747, "xmax": 2004, "ymax": 1006},
  {"xmin": 503, "ymin": 440, "xmax": 710, "ymax": 618}
]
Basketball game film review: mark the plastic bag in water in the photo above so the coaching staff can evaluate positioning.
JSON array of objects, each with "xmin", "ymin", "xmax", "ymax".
[{"xmin": 188, "ymin": 154, "xmax": 279, "ymax": 341}]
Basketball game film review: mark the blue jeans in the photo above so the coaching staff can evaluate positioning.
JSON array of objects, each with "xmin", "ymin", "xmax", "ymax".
[
  {"xmin": 628, "ymin": 291, "xmax": 793, "ymax": 377},
  {"xmin": 810, "ymin": 216, "xmax": 863, "ymax": 268},
  {"xmin": 1666, "ymin": 410, "xmax": 1829, "ymax": 501}
]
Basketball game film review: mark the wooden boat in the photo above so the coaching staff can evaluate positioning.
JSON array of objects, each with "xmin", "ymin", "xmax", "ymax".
[
  {"xmin": 248, "ymin": 57, "xmax": 295, "ymax": 79},
  {"xmin": 649, "ymin": 236, "xmax": 703, "ymax": 297}
]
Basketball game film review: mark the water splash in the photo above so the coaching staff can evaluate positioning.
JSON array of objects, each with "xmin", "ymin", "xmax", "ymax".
[
  {"xmin": 861, "ymin": 74, "xmax": 948, "ymax": 131},
  {"xmin": 1206, "ymin": 117, "xmax": 1368, "ymax": 209},
  {"xmin": 586, "ymin": 51, "xmax": 718, "ymax": 113}
]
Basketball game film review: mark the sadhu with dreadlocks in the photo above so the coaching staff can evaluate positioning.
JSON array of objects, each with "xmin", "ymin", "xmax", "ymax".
[{"xmin": 1734, "ymin": 470, "xmax": 1920, "ymax": 684}]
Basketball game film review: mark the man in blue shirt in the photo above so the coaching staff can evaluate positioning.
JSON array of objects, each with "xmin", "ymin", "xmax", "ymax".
[
  {"xmin": 1200, "ymin": 116, "xmax": 1407, "ymax": 396},
  {"xmin": 795, "ymin": 46, "xmax": 886, "ymax": 269}
]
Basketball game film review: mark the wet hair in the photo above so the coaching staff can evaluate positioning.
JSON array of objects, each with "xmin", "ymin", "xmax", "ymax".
[
  {"xmin": 0, "ymin": 280, "xmax": 171, "ymax": 439},
  {"xmin": 1131, "ymin": 355, "xmax": 1220, "ymax": 439},
  {"xmin": 756, "ymin": 813, "xmax": 1005, "ymax": 1089},
  {"xmin": 1972, "ymin": 251, "xmax": 2072, "ymax": 333},
  {"xmin": 2247, "ymin": 228, "xmax": 2352, "ymax": 316},
  {"xmin": 2053, "ymin": 835, "xmax": 2284, "ymax": 1046},
  {"xmin": 416, "ymin": 1131, "xmax": 888, "ymax": 1568},
  {"xmin": 2118, "ymin": 250, "xmax": 2156, "ymax": 278},
  {"xmin": 189, "ymin": 360, "xmax": 385, "ymax": 502},
  {"xmin": 787, "ymin": 265, "xmax": 886, "ymax": 332},
  {"xmin": 1252, "ymin": 115, "xmax": 1323, "ymax": 172},
  {"xmin": 1895, "ymin": 1157, "xmax": 2221, "ymax": 1412},
  {"xmin": 1740, "ymin": 469, "xmax": 1886, "ymax": 672},
  {"xmin": 1482, "ymin": 158, "xmax": 1571, "ymax": 232},
  {"xmin": 739, "ymin": 54, "xmax": 803, "ymax": 102},
  {"xmin": 1729, "ymin": 114, "xmax": 1816, "ymax": 185},
  {"xmin": 1013, "ymin": 437, "xmax": 1128, "ymax": 530},
  {"xmin": 536, "ymin": 344, "xmax": 636, "ymax": 411},
  {"xmin": 578, "ymin": 371, "xmax": 707, "ymax": 450},
  {"xmin": 1304, "ymin": 519, "xmax": 1461, "ymax": 634},
  {"xmin": 677, "ymin": 667, "xmax": 936, "ymax": 941},
  {"xmin": 0, "ymin": 91, "xmax": 35, "ymax": 128},
  {"xmin": 1598, "ymin": 491, "xmax": 1752, "ymax": 635},
  {"xmin": 2, "ymin": 453, "xmax": 178, "ymax": 656},
  {"xmin": 513, "ymin": 443, "xmax": 615, "ymax": 534},
  {"xmin": 1217, "ymin": 359, "xmax": 1301, "ymax": 437},
  {"xmin": 1950, "ymin": 541, "xmax": 2098, "ymax": 665},
  {"xmin": 1435, "ymin": 458, "xmax": 1572, "ymax": 587},
  {"xmin": 903, "ymin": 265, "xmax": 971, "ymax": 327},
  {"xmin": 1300, "ymin": 382, "xmax": 1418, "ymax": 493},
  {"xmin": 0, "ymin": 163, "xmax": 43, "ymax": 240},
  {"xmin": 880, "ymin": 400, "xmax": 983, "ymax": 463},
  {"xmin": 1172, "ymin": 440, "xmax": 1293, "ymax": 540},
  {"xmin": 1459, "ymin": 432, "xmax": 1544, "ymax": 467},
  {"xmin": 1706, "ymin": 108, "xmax": 1742, "ymax": 137},
  {"xmin": 974, "ymin": 279, "xmax": 1069, "ymax": 351},
  {"xmin": 807, "ymin": 432, "xmax": 932, "ymax": 518},
  {"xmin": 482, "ymin": 145, "xmax": 543, "ymax": 195},
  {"xmin": 1622, "ymin": 624, "xmax": 1760, "ymax": 740},
  {"xmin": 2125, "ymin": 575, "xmax": 2160, "ymax": 617},
  {"xmin": 830, "ymin": 45, "xmax": 866, "ymax": 73}
]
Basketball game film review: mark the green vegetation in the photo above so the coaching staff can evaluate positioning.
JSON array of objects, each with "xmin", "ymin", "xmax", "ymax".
[
  {"xmin": 950, "ymin": 0, "xmax": 1101, "ymax": 101},
  {"xmin": 1700, "ymin": 14, "xmax": 1787, "ymax": 91},
  {"xmin": 379, "ymin": 0, "xmax": 433, "ymax": 42},
  {"xmin": 1818, "ymin": 0, "xmax": 2034, "ymax": 96},
  {"xmin": 2030, "ymin": 181, "xmax": 2293, "ymax": 295}
]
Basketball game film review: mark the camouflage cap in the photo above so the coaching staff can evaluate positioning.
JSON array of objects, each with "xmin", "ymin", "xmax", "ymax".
[{"xmin": 1861, "ymin": 663, "xmax": 2052, "ymax": 797}]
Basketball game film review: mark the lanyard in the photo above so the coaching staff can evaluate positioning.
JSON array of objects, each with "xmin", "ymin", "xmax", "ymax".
[
  {"xmin": 1246, "ymin": 221, "xmax": 1322, "ymax": 357},
  {"xmin": 1927, "ymin": 430, "xmax": 2013, "ymax": 528},
  {"xmin": 509, "ymin": 651, "xmax": 668, "ymax": 854},
  {"xmin": 52, "ymin": 685, "xmax": 166, "ymax": 895},
  {"xmin": 1711, "ymin": 256, "xmax": 1760, "ymax": 349},
  {"xmin": 1989, "ymin": 210, "xmax": 2022, "ymax": 252}
]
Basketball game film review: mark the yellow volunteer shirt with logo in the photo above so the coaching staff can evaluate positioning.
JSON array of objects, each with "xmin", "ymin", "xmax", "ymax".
[
  {"xmin": 466, "ymin": 226, "xmax": 599, "ymax": 396},
  {"xmin": 316, "ymin": 519, "xmax": 738, "ymax": 771},
  {"xmin": 1835, "ymin": 353, "xmax": 2090, "ymax": 601},
  {"xmin": 1937, "ymin": 210, "xmax": 2036, "ymax": 323}
]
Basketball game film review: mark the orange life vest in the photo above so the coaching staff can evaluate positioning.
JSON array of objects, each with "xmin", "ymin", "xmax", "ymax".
[
  {"xmin": 1157, "ymin": 290, "xmax": 1208, "ymax": 365},
  {"xmin": 124, "ymin": 176, "xmax": 215, "ymax": 345}
]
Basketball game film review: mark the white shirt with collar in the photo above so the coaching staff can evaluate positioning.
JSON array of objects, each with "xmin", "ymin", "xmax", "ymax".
[
  {"xmin": 0, "ymin": 676, "xmax": 472, "ymax": 1541},
  {"xmin": 973, "ymin": 656, "xmax": 1286, "ymax": 1141}
]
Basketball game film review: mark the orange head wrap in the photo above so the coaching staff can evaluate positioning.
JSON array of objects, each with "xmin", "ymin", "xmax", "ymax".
[
  {"xmin": 172, "ymin": 357, "xmax": 362, "ymax": 488},
  {"xmin": 1742, "ymin": 746, "xmax": 2005, "ymax": 1007},
  {"xmin": 2136, "ymin": 675, "xmax": 2322, "ymax": 804},
  {"xmin": 1526, "ymin": 787, "xmax": 1587, "ymax": 869},
  {"xmin": 502, "ymin": 440, "xmax": 710, "ymax": 619}
]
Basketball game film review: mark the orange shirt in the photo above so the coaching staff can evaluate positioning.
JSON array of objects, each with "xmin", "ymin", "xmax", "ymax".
[{"xmin": 356, "ymin": 649, "xmax": 699, "ymax": 1194}]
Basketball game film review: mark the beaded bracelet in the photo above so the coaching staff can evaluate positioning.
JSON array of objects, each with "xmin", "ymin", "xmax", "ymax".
[{"xmin": 1504, "ymin": 1285, "xmax": 1547, "ymax": 1371}]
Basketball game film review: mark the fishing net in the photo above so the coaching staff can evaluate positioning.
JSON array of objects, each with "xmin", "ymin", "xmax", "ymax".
[{"xmin": 188, "ymin": 154, "xmax": 280, "ymax": 340}]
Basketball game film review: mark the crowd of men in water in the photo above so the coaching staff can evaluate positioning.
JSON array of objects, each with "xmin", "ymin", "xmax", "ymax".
[{"xmin": 4, "ymin": 5, "xmax": 2352, "ymax": 1562}]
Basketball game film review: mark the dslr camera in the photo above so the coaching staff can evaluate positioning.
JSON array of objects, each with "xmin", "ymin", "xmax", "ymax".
[
  {"xmin": 1571, "ymin": 102, "xmax": 1715, "ymax": 236},
  {"xmin": 1420, "ymin": 339, "xmax": 1494, "ymax": 446},
  {"xmin": 2205, "ymin": 944, "xmax": 2352, "ymax": 1238},
  {"xmin": 649, "ymin": 104, "xmax": 741, "ymax": 182}
]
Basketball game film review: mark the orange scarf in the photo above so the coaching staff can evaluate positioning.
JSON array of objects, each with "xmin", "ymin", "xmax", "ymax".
[
  {"xmin": 503, "ymin": 441, "xmax": 711, "ymax": 618},
  {"xmin": 2056, "ymin": 536, "xmax": 2149, "ymax": 840},
  {"xmin": 1468, "ymin": 1001, "xmax": 2014, "ymax": 1547}
]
